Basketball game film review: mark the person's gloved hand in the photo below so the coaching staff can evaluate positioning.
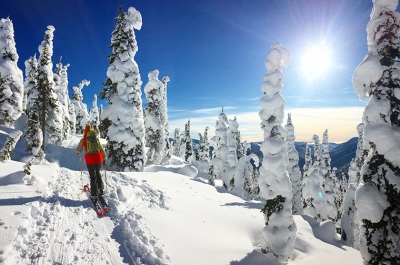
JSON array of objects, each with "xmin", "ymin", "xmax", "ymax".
[
  {"xmin": 77, "ymin": 152, "xmax": 80, "ymax": 155},
  {"xmin": 103, "ymin": 161, "xmax": 106, "ymax": 165}
]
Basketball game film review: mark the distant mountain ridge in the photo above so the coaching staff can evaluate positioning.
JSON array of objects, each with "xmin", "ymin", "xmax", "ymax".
[{"xmin": 249, "ymin": 137, "xmax": 358, "ymax": 174}]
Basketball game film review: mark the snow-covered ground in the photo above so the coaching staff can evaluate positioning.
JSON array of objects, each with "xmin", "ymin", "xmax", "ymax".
[{"xmin": 0, "ymin": 126, "xmax": 362, "ymax": 264}]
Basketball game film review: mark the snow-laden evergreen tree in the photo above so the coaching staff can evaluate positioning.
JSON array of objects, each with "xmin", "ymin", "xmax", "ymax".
[
  {"xmin": 226, "ymin": 117, "xmax": 239, "ymax": 167},
  {"xmin": 182, "ymin": 120, "xmax": 192, "ymax": 162},
  {"xmin": 341, "ymin": 158, "xmax": 359, "ymax": 248},
  {"xmin": 198, "ymin": 127, "xmax": 210, "ymax": 162},
  {"xmin": 352, "ymin": 1, "xmax": 400, "ymax": 263},
  {"xmin": 221, "ymin": 116, "xmax": 240, "ymax": 191},
  {"xmin": 172, "ymin": 128, "xmax": 181, "ymax": 157},
  {"xmin": 68, "ymin": 98, "xmax": 76, "ymax": 135},
  {"xmin": 161, "ymin": 76, "xmax": 170, "ymax": 164},
  {"xmin": 0, "ymin": 130, "xmax": 22, "ymax": 162},
  {"xmin": 303, "ymin": 167, "xmax": 324, "ymax": 221},
  {"xmin": 196, "ymin": 127, "xmax": 210, "ymax": 174},
  {"xmin": 258, "ymin": 42, "xmax": 296, "ymax": 261},
  {"xmin": 99, "ymin": 6, "xmax": 146, "ymax": 172},
  {"xmin": 0, "ymin": 18, "xmax": 24, "ymax": 127},
  {"xmin": 70, "ymin": 80, "xmax": 90, "ymax": 134},
  {"xmin": 24, "ymin": 55, "xmax": 44, "ymax": 161},
  {"xmin": 37, "ymin": 25, "xmax": 62, "ymax": 147},
  {"xmin": 284, "ymin": 113, "xmax": 302, "ymax": 214},
  {"xmin": 144, "ymin": 69, "xmax": 165, "ymax": 165},
  {"xmin": 341, "ymin": 123, "xmax": 366, "ymax": 249},
  {"xmin": 355, "ymin": 123, "xmax": 368, "ymax": 182},
  {"xmin": 210, "ymin": 109, "xmax": 229, "ymax": 186},
  {"xmin": 98, "ymin": 104, "xmax": 106, "ymax": 138},
  {"xmin": 90, "ymin": 94, "xmax": 100, "ymax": 132},
  {"xmin": 320, "ymin": 130, "xmax": 337, "ymax": 222},
  {"xmin": 302, "ymin": 142, "xmax": 312, "ymax": 210},
  {"xmin": 55, "ymin": 58, "xmax": 71, "ymax": 140}
]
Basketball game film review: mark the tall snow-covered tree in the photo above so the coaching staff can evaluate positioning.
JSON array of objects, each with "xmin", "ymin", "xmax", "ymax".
[
  {"xmin": 0, "ymin": 18, "xmax": 24, "ymax": 127},
  {"xmin": 70, "ymin": 80, "xmax": 90, "ymax": 134},
  {"xmin": 284, "ymin": 113, "xmax": 302, "ymax": 214},
  {"xmin": 172, "ymin": 128, "xmax": 181, "ymax": 157},
  {"xmin": 37, "ymin": 25, "xmax": 62, "ymax": 148},
  {"xmin": 352, "ymin": 1, "xmax": 400, "ymax": 263},
  {"xmin": 226, "ymin": 117, "xmax": 239, "ymax": 167},
  {"xmin": 341, "ymin": 123, "xmax": 366, "ymax": 249},
  {"xmin": 182, "ymin": 120, "xmax": 192, "ymax": 162},
  {"xmin": 99, "ymin": 6, "xmax": 146, "ymax": 172},
  {"xmin": 90, "ymin": 94, "xmax": 100, "ymax": 132},
  {"xmin": 144, "ymin": 69, "xmax": 165, "ymax": 165},
  {"xmin": 161, "ymin": 76, "xmax": 170, "ymax": 164},
  {"xmin": 24, "ymin": 55, "xmax": 44, "ymax": 160},
  {"xmin": 320, "ymin": 129, "xmax": 337, "ymax": 222},
  {"xmin": 55, "ymin": 57, "xmax": 71, "ymax": 140},
  {"xmin": 303, "ymin": 167, "xmax": 324, "ymax": 221},
  {"xmin": 258, "ymin": 42, "xmax": 296, "ymax": 261},
  {"xmin": 210, "ymin": 109, "xmax": 229, "ymax": 185}
]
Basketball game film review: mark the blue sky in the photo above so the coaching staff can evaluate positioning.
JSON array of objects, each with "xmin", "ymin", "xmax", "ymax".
[{"xmin": 2, "ymin": 0, "xmax": 379, "ymax": 142}]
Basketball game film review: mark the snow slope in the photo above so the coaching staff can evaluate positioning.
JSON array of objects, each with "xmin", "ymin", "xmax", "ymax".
[{"xmin": 0, "ymin": 127, "xmax": 362, "ymax": 264}]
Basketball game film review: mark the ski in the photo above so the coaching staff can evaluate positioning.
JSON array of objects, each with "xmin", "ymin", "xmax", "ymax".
[
  {"xmin": 98, "ymin": 194, "xmax": 110, "ymax": 213},
  {"xmin": 83, "ymin": 185, "xmax": 105, "ymax": 217}
]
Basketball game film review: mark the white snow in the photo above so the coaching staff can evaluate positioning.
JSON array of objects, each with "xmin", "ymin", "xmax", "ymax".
[{"xmin": 0, "ymin": 127, "xmax": 363, "ymax": 264}]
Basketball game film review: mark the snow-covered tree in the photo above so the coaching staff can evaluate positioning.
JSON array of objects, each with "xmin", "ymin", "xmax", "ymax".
[
  {"xmin": 172, "ymin": 128, "xmax": 181, "ymax": 157},
  {"xmin": 0, "ymin": 130, "xmax": 22, "ymax": 162},
  {"xmin": 210, "ymin": 109, "xmax": 229, "ymax": 185},
  {"xmin": 303, "ymin": 168, "xmax": 324, "ymax": 221},
  {"xmin": 55, "ymin": 58, "xmax": 71, "ymax": 140},
  {"xmin": 182, "ymin": 120, "xmax": 192, "ymax": 162},
  {"xmin": 196, "ymin": 127, "xmax": 210, "ymax": 174},
  {"xmin": 341, "ymin": 159, "xmax": 359, "ymax": 248},
  {"xmin": 144, "ymin": 69, "xmax": 165, "ymax": 165},
  {"xmin": 90, "ymin": 94, "xmax": 100, "ymax": 132},
  {"xmin": 24, "ymin": 55, "xmax": 44, "ymax": 160},
  {"xmin": 226, "ymin": 117, "xmax": 239, "ymax": 167},
  {"xmin": 99, "ymin": 6, "xmax": 146, "ymax": 172},
  {"xmin": 70, "ymin": 80, "xmax": 90, "ymax": 134},
  {"xmin": 320, "ymin": 130, "xmax": 337, "ymax": 222},
  {"xmin": 161, "ymin": 76, "xmax": 170, "ymax": 164},
  {"xmin": 0, "ymin": 18, "xmax": 24, "ymax": 127},
  {"xmin": 284, "ymin": 113, "xmax": 302, "ymax": 214},
  {"xmin": 37, "ymin": 25, "xmax": 62, "ymax": 148},
  {"xmin": 98, "ymin": 104, "xmax": 105, "ymax": 138},
  {"xmin": 352, "ymin": 1, "xmax": 400, "ymax": 263},
  {"xmin": 258, "ymin": 42, "xmax": 296, "ymax": 261}
]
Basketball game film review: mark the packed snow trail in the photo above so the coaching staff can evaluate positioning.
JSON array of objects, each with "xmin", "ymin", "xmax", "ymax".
[{"xmin": 2, "ymin": 165, "xmax": 171, "ymax": 265}]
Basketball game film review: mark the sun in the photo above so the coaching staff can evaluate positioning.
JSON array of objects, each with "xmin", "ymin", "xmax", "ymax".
[{"xmin": 302, "ymin": 46, "xmax": 331, "ymax": 77}]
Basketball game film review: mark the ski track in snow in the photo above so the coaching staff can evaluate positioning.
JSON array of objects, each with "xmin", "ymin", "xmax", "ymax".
[{"xmin": 2, "ymin": 166, "xmax": 171, "ymax": 265}]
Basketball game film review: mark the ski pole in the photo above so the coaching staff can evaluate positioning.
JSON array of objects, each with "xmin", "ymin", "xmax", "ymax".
[
  {"xmin": 79, "ymin": 154, "xmax": 83, "ymax": 188},
  {"xmin": 103, "ymin": 163, "xmax": 107, "ymax": 190}
]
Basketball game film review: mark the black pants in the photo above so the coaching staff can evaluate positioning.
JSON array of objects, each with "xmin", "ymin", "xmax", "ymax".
[{"xmin": 87, "ymin": 163, "xmax": 104, "ymax": 196}]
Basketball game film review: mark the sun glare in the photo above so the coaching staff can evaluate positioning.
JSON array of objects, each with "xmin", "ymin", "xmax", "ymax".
[{"xmin": 302, "ymin": 46, "xmax": 331, "ymax": 77}]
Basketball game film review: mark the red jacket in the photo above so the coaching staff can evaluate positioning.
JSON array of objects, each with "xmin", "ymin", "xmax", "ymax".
[{"xmin": 82, "ymin": 133, "xmax": 104, "ymax": 165}]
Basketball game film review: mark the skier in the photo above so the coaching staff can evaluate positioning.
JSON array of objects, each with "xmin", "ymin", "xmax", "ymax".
[{"xmin": 77, "ymin": 124, "xmax": 107, "ymax": 200}]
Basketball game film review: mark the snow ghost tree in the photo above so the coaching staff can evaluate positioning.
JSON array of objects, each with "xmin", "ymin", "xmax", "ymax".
[
  {"xmin": 70, "ymin": 80, "xmax": 90, "ymax": 134},
  {"xmin": 144, "ymin": 69, "xmax": 165, "ymax": 165},
  {"xmin": 182, "ymin": 120, "xmax": 192, "ymax": 162},
  {"xmin": 55, "ymin": 58, "xmax": 71, "ymax": 140},
  {"xmin": 258, "ymin": 42, "xmax": 296, "ymax": 261},
  {"xmin": 172, "ymin": 128, "xmax": 181, "ymax": 157},
  {"xmin": 99, "ymin": 6, "xmax": 146, "ymax": 172},
  {"xmin": 196, "ymin": 127, "xmax": 210, "ymax": 173},
  {"xmin": 90, "ymin": 94, "xmax": 100, "ymax": 132},
  {"xmin": 284, "ymin": 113, "xmax": 302, "ymax": 214},
  {"xmin": 352, "ymin": 0, "xmax": 400, "ymax": 263},
  {"xmin": 161, "ymin": 76, "xmax": 171, "ymax": 164},
  {"xmin": 210, "ymin": 109, "xmax": 229, "ymax": 186},
  {"xmin": 36, "ymin": 26, "xmax": 62, "ymax": 148},
  {"xmin": 0, "ymin": 18, "xmax": 24, "ymax": 127}
]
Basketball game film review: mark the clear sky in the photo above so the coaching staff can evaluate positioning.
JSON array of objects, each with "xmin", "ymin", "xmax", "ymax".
[{"xmin": 1, "ymin": 0, "xmax": 381, "ymax": 143}]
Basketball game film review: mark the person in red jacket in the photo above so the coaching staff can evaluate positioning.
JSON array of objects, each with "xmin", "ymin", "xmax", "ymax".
[{"xmin": 77, "ymin": 125, "xmax": 107, "ymax": 198}]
